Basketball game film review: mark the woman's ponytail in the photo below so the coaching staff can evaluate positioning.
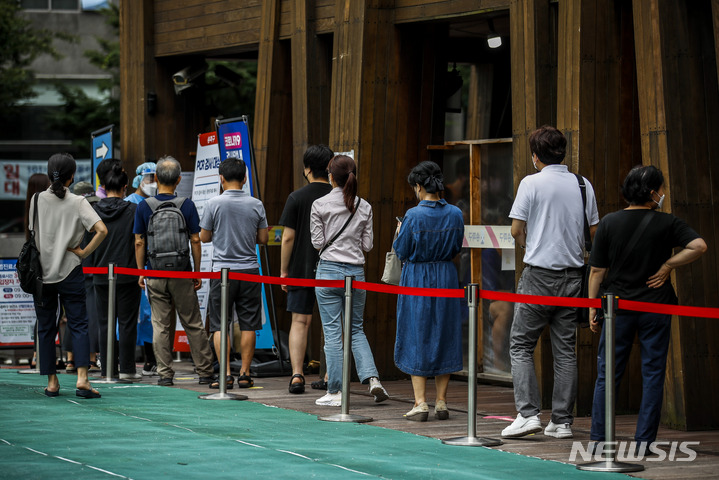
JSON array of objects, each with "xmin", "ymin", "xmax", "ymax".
[
  {"xmin": 328, "ymin": 155, "xmax": 359, "ymax": 212},
  {"xmin": 47, "ymin": 153, "xmax": 76, "ymax": 200}
]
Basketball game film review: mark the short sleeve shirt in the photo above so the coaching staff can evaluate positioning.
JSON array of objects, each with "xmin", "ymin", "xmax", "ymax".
[
  {"xmin": 32, "ymin": 188, "xmax": 101, "ymax": 283},
  {"xmin": 199, "ymin": 189, "xmax": 268, "ymax": 270},
  {"xmin": 133, "ymin": 194, "xmax": 201, "ymax": 266},
  {"xmin": 589, "ymin": 209, "xmax": 700, "ymax": 304},
  {"xmin": 509, "ymin": 164, "xmax": 599, "ymax": 269},
  {"xmin": 278, "ymin": 182, "xmax": 333, "ymax": 281}
]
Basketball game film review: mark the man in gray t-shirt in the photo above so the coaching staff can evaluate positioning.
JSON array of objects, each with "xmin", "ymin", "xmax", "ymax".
[{"xmin": 200, "ymin": 158, "xmax": 268, "ymax": 389}]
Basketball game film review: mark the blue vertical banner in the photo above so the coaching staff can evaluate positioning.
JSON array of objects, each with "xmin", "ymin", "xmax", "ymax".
[
  {"xmin": 216, "ymin": 118, "xmax": 275, "ymax": 351},
  {"xmin": 91, "ymin": 125, "xmax": 113, "ymax": 190}
]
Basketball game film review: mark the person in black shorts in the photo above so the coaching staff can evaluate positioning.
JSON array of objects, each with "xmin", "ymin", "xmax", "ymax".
[{"xmin": 279, "ymin": 145, "xmax": 333, "ymax": 393}]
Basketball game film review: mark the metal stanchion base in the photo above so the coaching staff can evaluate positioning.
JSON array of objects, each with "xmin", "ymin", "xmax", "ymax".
[
  {"xmin": 93, "ymin": 378, "xmax": 133, "ymax": 384},
  {"xmin": 317, "ymin": 413, "xmax": 373, "ymax": 423},
  {"xmin": 198, "ymin": 392, "xmax": 248, "ymax": 400},
  {"xmin": 442, "ymin": 436, "xmax": 503, "ymax": 447},
  {"xmin": 17, "ymin": 369, "xmax": 40, "ymax": 374},
  {"xmin": 576, "ymin": 461, "xmax": 644, "ymax": 473}
]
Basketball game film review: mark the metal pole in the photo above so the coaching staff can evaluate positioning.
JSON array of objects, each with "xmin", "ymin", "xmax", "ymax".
[
  {"xmin": 95, "ymin": 263, "xmax": 129, "ymax": 384},
  {"xmin": 200, "ymin": 268, "xmax": 246, "ymax": 400},
  {"xmin": 318, "ymin": 275, "xmax": 372, "ymax": 423},
  {"xmin": 577, "ymin": 293, "xmax": 643, "ymax": 472},
  {"xmin": 443, "ymin": 284, "xmax": 501, "ymax": 447}
]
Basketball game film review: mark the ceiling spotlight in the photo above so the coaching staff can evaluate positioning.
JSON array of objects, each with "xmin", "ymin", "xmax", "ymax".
[{"xmin": 487, "ymin": 19, "xmax": 502, "ymax": 49}]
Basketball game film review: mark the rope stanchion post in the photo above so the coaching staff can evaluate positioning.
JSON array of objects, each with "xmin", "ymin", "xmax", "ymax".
[
  {"xmin": 577, "ymin": 293, "xmax": 643, "ymax": 472},
  {"xmin": 95, "ymin": 263, "xmax": 130, "ymax": 384},
  {"xmin": 443, "ymin": 283, "xmax": 502, "ymax": 447},
  {"xmin": 200, "ymin": 268, "xmax": 246, "ymax": 401},
  {"xmin": 318, "ymin": 275, "xmax": 372, "ymax": 423}
]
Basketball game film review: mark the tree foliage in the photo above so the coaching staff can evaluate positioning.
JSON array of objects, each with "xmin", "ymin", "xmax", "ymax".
[
  {"xmin": 45, "ymin": 3, "xmax": 120, "ymax": 157},
  {"xmin": 0, "ymin": 0, "xmax": 68, "ymax": 111}
]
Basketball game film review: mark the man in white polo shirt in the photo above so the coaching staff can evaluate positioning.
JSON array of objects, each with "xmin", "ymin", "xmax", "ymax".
[{"xmin": 502, "ymin": 125, "xmax": 599, "ymax": 439}]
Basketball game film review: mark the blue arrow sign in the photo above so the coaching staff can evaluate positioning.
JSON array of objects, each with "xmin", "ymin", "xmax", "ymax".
[{"xmin": 91, "ymin": 128, "xmax": 113, "ymax": 190}]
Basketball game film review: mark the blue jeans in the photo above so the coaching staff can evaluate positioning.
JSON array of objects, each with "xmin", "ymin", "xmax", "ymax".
[
  {"xmin": 315, "ymin": 260, "xmax": 379, "ymax": 394},
  {"xmin": 34, "ymin": 266, "xmax": 90, "ymax": 375},
  {"xmin": 590, "ymin": 311, "xmax": 671, "ymax": 443}
]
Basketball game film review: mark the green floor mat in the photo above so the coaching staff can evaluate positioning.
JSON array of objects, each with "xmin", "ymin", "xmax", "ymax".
[{"xmin": 0, "ymin": 371, "xmax": 630, "ymax": 479}]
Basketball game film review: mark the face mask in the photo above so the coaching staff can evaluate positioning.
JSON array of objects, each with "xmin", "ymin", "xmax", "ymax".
[
  {"xmin": 531, "ymin": 154, "xmax": 539, "ymax": 171},
  {"xmin": 141, "ymin": 182, "xmax": 157, "ymax": 197},
  {"xmin": 654, "ymin": 192, "xmax": 665, "ymax": 209}
]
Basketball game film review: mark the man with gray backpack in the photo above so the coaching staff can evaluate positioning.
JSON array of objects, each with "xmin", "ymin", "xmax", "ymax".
[{"xmin": 133, "ymin": 156, "xmax": 215, "ymax": 386}]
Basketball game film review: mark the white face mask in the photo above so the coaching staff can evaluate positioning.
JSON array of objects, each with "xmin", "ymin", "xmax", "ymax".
[
  {"xmin": 531, "ymin": 154, "xmax": 539, "ymax": 171},
  {"xmin": 141, "ymin": 181, "xmax": 157, "ymax": 197},
  {"xmin": 654, "ymin": 192, "xmax": 665, "ymax": 209}
]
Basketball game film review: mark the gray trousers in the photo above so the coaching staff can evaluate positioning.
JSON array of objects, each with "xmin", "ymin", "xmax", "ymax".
[
  {"xmin": 146, "ymin": 277, "xmax": 214, "ymax": 379},
  {"xmin": 509, "ymin": 265, "xmax": 581, "ymax": 424}
]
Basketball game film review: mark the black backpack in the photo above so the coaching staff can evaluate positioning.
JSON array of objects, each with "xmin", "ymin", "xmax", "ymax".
[
  {"xmin": 17, "ymin": 193, "xmax": 43, "ymax": 296},
  {"xmin": 145, "ymin": 196, "xmax": 191, "ymax": 271}
]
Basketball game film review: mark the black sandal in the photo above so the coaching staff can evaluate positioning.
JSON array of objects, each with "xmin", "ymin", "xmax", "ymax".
[
  {"xmin": 237, "ymin": 373, "xmax": 253, "ymax": 388},
  {"xmin": 311, "ymin": 379, "xmax": 327, "ymax": 390},
  {"xmin": 210, "ymin": 375, "xmax": 234, "ymax": 390},
  {"xmin": 288, "ymin": 374, "xmax": 305, "ymax": 394}
]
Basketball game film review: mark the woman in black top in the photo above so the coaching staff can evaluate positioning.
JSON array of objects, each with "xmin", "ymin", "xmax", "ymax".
[
  {"xmin": 89, "ymin": 163, "xmax": 141, "ymax": 379},
  {"xmin": 587, "ymin": 165, "xmax": 706, "ymax": 451}
]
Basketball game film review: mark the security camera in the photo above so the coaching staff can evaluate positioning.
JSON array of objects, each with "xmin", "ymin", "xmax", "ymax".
[{"xmin": 172, "ymin": 63, "xmax": 208, "ymax": 94}]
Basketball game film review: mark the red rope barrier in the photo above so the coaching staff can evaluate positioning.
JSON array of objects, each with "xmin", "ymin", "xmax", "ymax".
[
  {"xmin": 82, "ymin": 267, "xmax": 719, "ymax": 319},
  {"xmin": 479, "ymin": 290, "xmax": 601, "ymax": 309}
]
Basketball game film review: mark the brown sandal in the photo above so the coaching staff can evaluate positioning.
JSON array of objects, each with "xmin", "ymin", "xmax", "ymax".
[{"xmin": 210, "ymin": 375, "xmax": 234, "ymax": 390}]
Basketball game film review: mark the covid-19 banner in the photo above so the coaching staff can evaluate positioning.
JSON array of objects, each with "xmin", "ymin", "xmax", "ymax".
[
  {"xmin": 193, "ymin": 123, "xmax": 275, "ymax": 351},
  {"xmin": 0, "ymin": 160, "xmax": 92, "ymax": 201}
]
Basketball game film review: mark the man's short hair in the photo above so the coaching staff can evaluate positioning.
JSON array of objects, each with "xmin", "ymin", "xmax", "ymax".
[
  {"xmin": 219, "ymin": 158, "xmax": 246, "ymax": 183},
  {"xmin": 303, "ymin": 144, "xmax": 333, "ymax": 179},
  {"xmin": 155, "ymin": 156, "xmax": 181, "ymax": 186},
  {"xmin": 529, "ymin": 126, "xmax": 567, "ymax": 165}
]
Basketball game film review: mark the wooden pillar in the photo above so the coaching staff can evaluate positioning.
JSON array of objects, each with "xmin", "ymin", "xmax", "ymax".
[
  {"xmin": 466, "ymin": 64, "xmax": 494, "ymax": 140},
  {"xmin": 254, "ymin": 0, "xmax": 282, "ymax": 195},
  {"xmin": 119, "ymin": 0, "xmax": 153, "ymax": 167},
  {"xmin": 509, "ymin": 0, "xmax": 554, "ymax": 407},
  {"xmin": 633, "ymin": 0, "xmax": 719, "ymax": 431},
  {"xmin": 290, "ymin": 0, "xmax": 330, "ymax": 190}
]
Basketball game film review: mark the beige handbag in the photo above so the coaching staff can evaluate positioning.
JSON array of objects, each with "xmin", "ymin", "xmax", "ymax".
[{"xmin": 381, "ymin": 233, "xmax": 402, "ymax": 285}]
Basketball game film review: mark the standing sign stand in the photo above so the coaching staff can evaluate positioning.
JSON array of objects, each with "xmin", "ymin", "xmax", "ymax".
[
  {"xmin": 443, "ymin": 284, "xmax": 502, "ymax": 446},
  {"xmin": 93, "ymin": 264, "xmax": 131, "ymax": 385},
  {"xmin": 215, "ymin": 116, "xmax": 285, "ymax": 375},
  {"xmin": 577, "ymin": 294, "xmax": 644, "ymax": 473},
  {"xmin": 199, "ymin": 268, "xmax": 247, "ymax": 401},
  {"xmin": 317, "ymin": 276, "xmax": 373, "ymax": 424}
]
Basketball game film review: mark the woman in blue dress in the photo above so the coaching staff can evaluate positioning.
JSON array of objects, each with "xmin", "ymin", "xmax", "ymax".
[{"xmin": 394, "ymin": 161, "xmax": 464, "ymax": 422}]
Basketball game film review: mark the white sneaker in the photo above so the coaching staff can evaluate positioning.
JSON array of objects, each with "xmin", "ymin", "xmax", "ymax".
[
  {"xmin": 544, "ymin": 421, "xmax": 573, "ymax": 438},
  {"xmin": 369, "ymin": 377, "xmax": 389, "ymax": 403},
  {"xmin": 501, "ymin": 413, "xmax": 542, "ymax": 438},
  {"xmin": 119, "ymin": 372, "xmax": 141, "ymax": 380},
  {"xmin": 315, "ymin": 391, "xmax": 342, "ymax": 406},
  {"xmin": 142, "ymin": 365, "xmax": 158, "ymax": 376}
]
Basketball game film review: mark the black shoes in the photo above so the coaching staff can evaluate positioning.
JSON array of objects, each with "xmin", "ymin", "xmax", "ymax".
[
  {"xmin": 289, "ymin": 374, "xmax": 305, "ymax": 394},
  {"xmin": 157, "ymin": 377, "xmax": 174, "ymax": 386}
]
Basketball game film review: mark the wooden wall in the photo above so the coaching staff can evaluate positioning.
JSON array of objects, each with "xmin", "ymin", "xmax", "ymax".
[
  {"xmin": 120, "ymin": 0, "xmax": 719, "ymax": 429},
  {"xmin": 632, "ymin": 0, "xmax": 719, "ymax": 430}
]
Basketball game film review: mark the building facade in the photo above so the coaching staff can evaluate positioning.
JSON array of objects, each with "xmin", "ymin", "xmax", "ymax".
[{"xmin": 120, "ymin": 0, "xmax": 719, "ymax": 431}]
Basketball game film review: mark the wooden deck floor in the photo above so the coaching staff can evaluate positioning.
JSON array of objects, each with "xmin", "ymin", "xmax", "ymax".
[{"xmin": 136, "ymin": 361, "xmax": 719, "ymax": 480}]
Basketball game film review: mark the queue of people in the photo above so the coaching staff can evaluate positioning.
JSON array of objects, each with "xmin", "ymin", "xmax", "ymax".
[{"xmin": 26, "ymin": 131, "xmax": 707, "ymax": 447}]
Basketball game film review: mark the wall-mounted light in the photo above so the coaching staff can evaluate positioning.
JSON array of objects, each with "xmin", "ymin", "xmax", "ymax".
[{"xmin": 487, "ymin": 19, "xmax": 502, "ymax": 49}]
